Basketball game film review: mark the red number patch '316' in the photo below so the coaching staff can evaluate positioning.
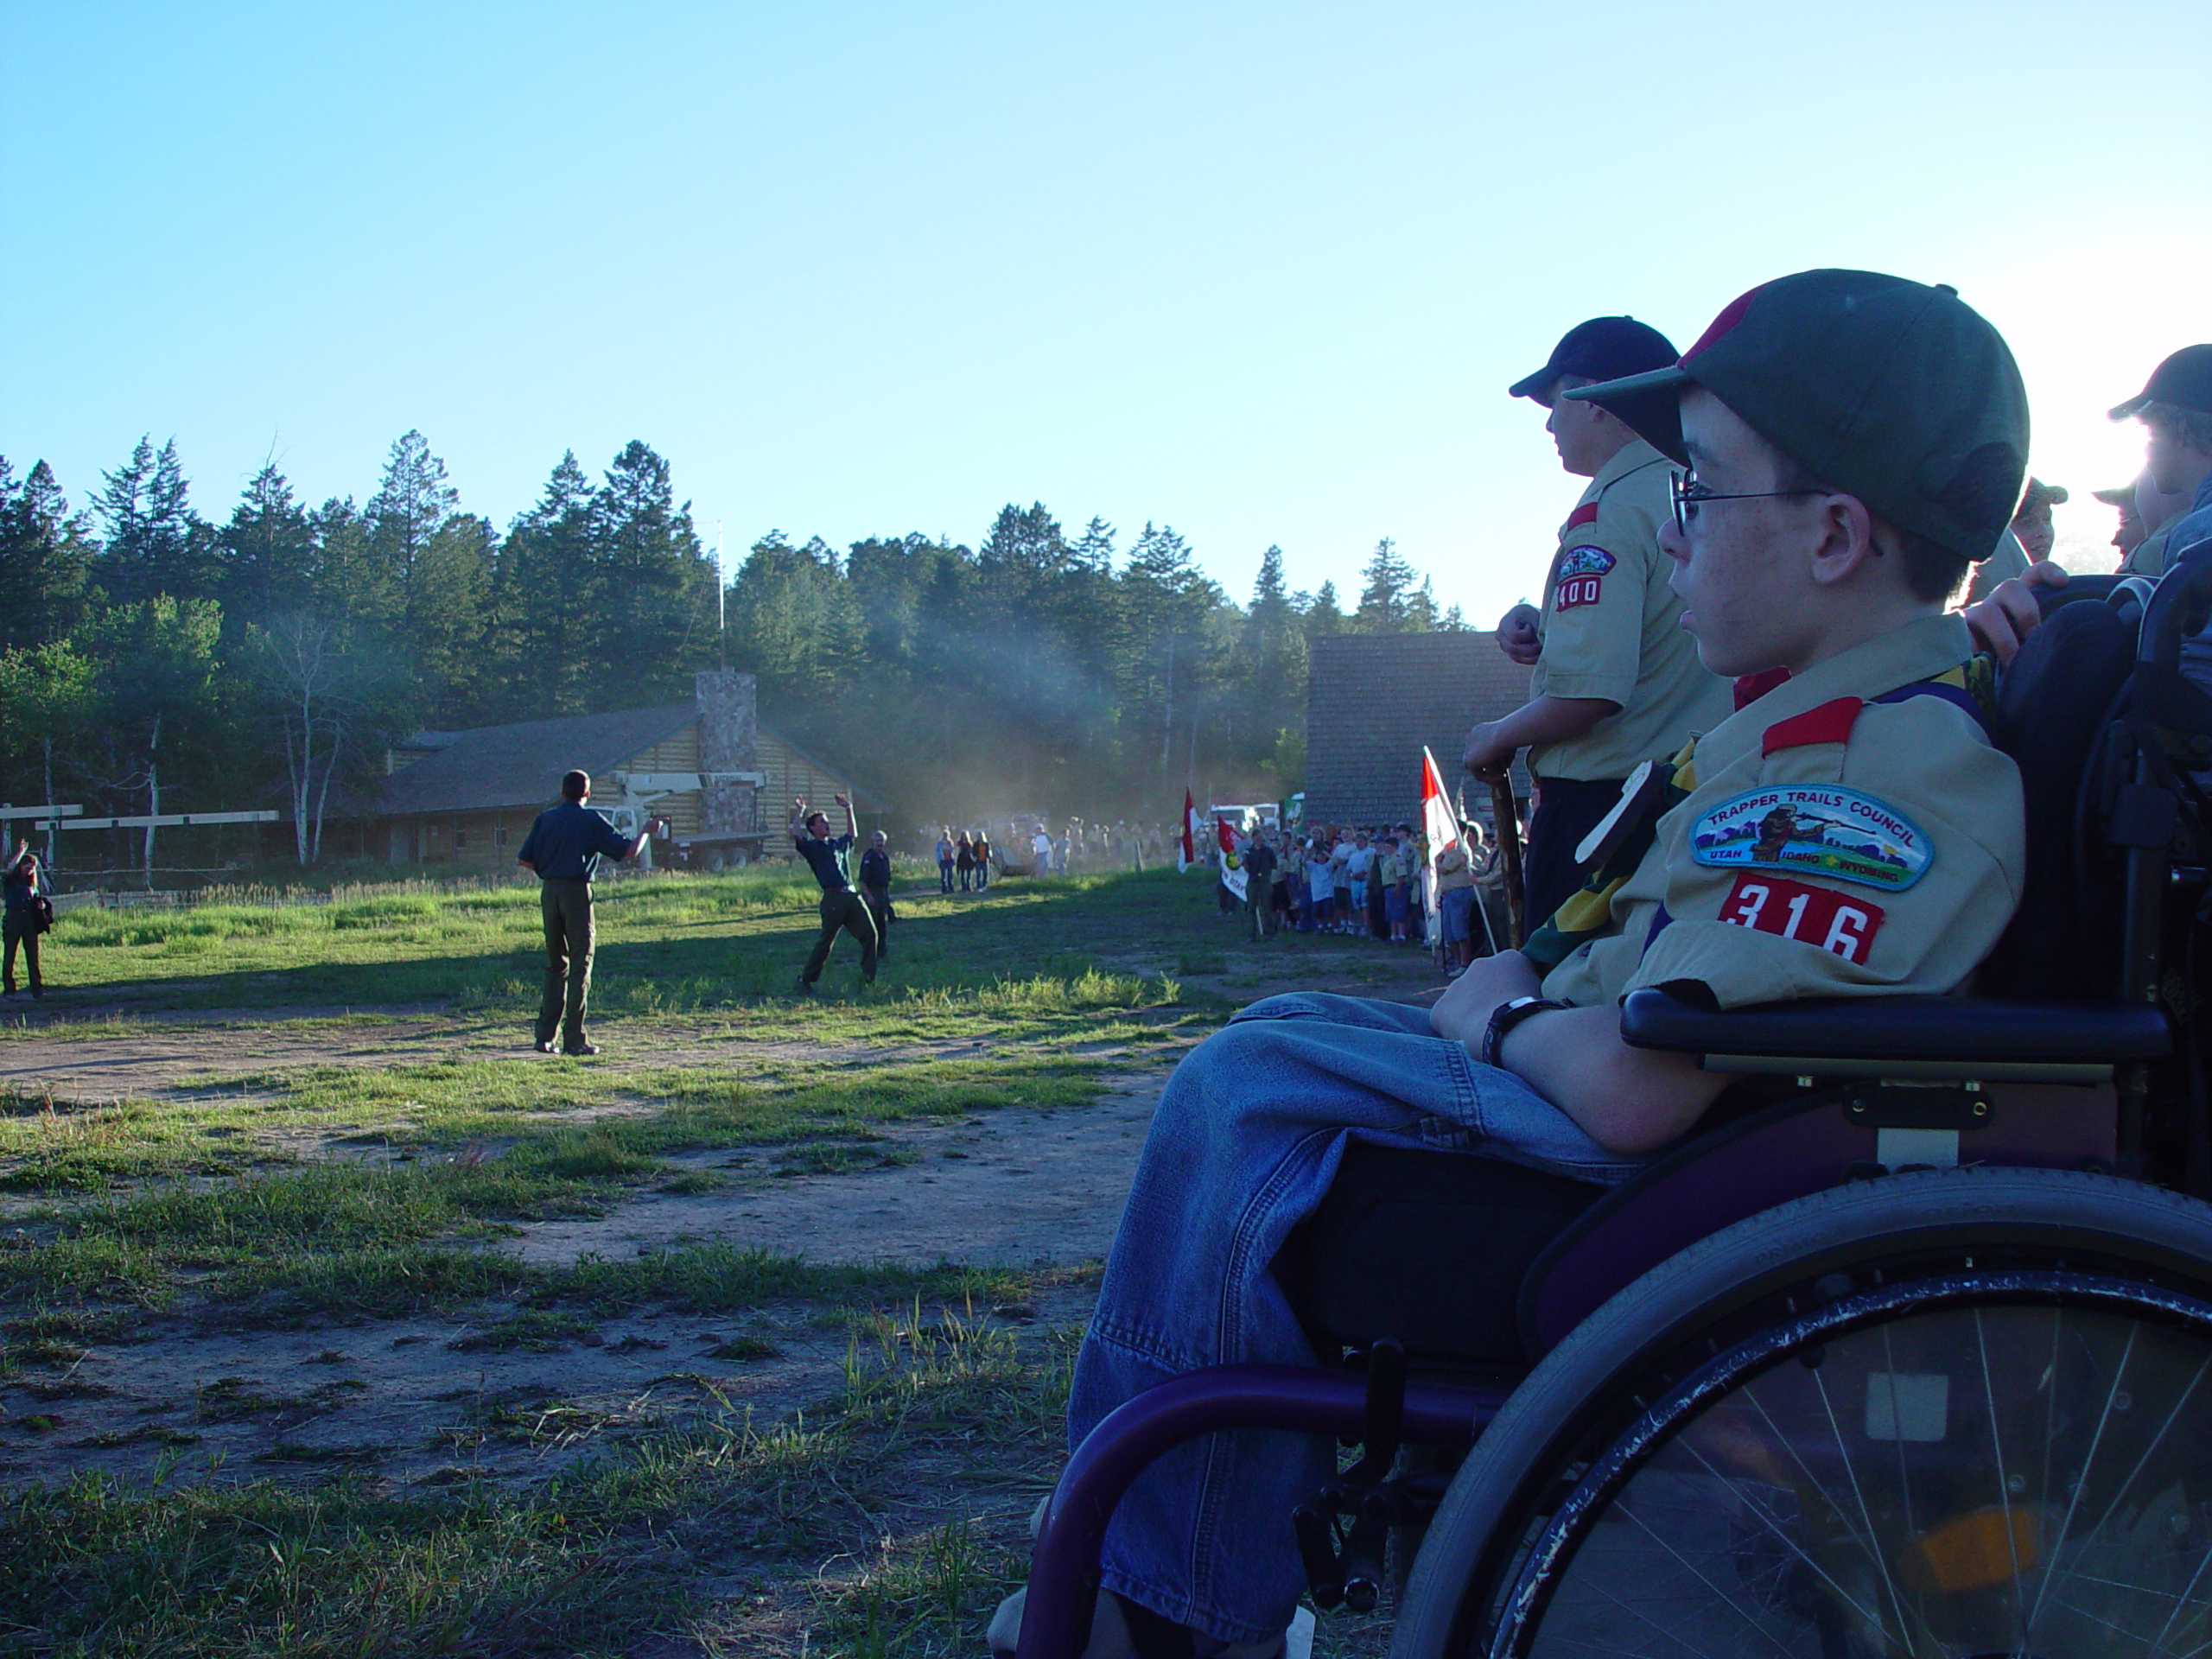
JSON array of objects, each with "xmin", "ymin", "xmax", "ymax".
[{"xmin": 1720, "ymin": 873, "xmax": 1885, "ymax": 963}]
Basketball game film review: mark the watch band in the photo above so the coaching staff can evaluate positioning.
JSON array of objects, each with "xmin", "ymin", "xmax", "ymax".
[{"xmin": 1482, "ymin": 995, "xmax": 1567, "ymax": 1069}]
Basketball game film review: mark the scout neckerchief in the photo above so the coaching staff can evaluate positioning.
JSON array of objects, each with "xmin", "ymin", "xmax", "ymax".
[{"xmin": 1520, "ymin": 653, "xmax": 1996, "ymax": 974}]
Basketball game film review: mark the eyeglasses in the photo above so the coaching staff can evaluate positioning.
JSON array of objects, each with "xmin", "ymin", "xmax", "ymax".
[{"xmin": 1669, "ymin": 469, "xmax": 1829, "ymax": 535}]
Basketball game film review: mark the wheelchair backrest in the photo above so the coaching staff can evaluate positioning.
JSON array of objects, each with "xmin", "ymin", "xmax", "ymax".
[{"xmin": 1977, "ymin": 592, "xmax": 2137, "ymax": 998}]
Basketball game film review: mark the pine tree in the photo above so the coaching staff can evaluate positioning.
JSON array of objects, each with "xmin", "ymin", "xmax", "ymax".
[
  {"xmin": 1354, "ymin": 537, "xmax": 1420, "ymax": 632},
  {"xmin": 589, "ymin": 440, "xmax": 715, "ymax": 708},
  {"xmin": 366, "ymin": 431, "xmax": 486, "ymax": 719},
  {"xmin": 217, "ymin": 461, "xmax": 318, "ymax": 626},
  {"xmin": 0, "ymin": 458, "xmax": 92, "ymax": 651},
  {"xmin": 1303, "ymin": 580, "xmax": 1345, "ymax": 639},
  {"xmin": 92, "ymin": 435, "xmax": 207, "ymax": 604},
  {"xmin": 488, "ymin": 452, "xmax": 601, "ymax": 718}
]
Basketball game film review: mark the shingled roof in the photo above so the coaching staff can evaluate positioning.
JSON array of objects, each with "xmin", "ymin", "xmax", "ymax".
[
  {"xmin": 374, "ymin": 704, "xmax": 698, "ymax": 817},
  {"xmin": 1303, "ymin": 632, "xmax": 1532, "ymax": 827}
]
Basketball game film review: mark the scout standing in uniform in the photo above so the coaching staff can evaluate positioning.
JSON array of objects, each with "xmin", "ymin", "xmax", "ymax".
[
  {"xmin": 516, "ymin": 769, "xmax": 649, "ymax": 1056},
  {"xmin": 1465, "ymin": 315, "xmax": 1732, "ymax": 928},
  {"xmin": 791, "ymin": 793, "xmax": 878, "ymax": 994},
  {"xmin": 991, "ymin": 268, "xmax": 2031, "ymax": 1659}
]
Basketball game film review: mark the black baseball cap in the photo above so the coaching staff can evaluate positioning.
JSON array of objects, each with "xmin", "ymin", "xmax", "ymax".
[
  {"xmin": 1509, "ymin": 316, "xmax": 1678, "ymax": 403},
  {"xmin": 2109, "ymin": 345, "xmax": 2212, "ymax": 422},
  {"xmin": 1563, "ymin": 270, "xmax": 2028, "ymax": 564}
]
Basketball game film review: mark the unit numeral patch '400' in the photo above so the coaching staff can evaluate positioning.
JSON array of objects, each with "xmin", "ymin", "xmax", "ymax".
[
  {"xmin": 1721, "ymin": 874, "xmax": 1885, "ymax": 963},
  {"xmin": 1554, "ymin": 544, "xmax": 1614, "ymax": 611}
]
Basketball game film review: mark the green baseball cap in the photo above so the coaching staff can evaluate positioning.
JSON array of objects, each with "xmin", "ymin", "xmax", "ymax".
[{"xmin": 1563, "ymin": 269, "xmax": 2029, "ymax": 563}]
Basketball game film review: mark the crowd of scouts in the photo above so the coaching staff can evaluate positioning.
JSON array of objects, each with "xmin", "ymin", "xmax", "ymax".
[
  {"xmin": 1219, "ymin": 822, "xmax": 1497, "ymax": 968},
  {"xmin": 985, "ymin": 285, "xmax": 2212, "ymax": 1659}
]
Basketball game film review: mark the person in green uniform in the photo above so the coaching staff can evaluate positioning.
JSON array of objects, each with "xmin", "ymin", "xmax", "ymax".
[
  {"xmin": 1466, "ymin": 315, "xmax": 1732, "ymax": 927},
  {"xmin": 791, "ymin": 793, "xmax": 878, "ymax": 994},
  {"xmin": 516, "ymin": 769, "xmax": 649, "ymax": 1056}
]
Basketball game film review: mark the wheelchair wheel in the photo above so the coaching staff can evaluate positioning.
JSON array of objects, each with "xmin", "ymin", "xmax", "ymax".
[{"xmin": 1391, "ymin": 1168, "xmax": 2212, "ymax": 1658}]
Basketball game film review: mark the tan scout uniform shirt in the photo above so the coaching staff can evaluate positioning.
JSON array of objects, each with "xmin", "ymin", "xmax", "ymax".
[
  {"xmin": 1541, "ymin": 613, "xmax": 2024, "ymax": 1011},
  {"xmin": 1529, "ymin": 439, "xmax": 1732, "ymax": 782},
  {"xmin": 2123, "ymin": 523, "xmax": 2174, "ymax": 578},
  {"xmin": 1962, "ymin": 529, "xmax": 2031, "ymax": 605}
]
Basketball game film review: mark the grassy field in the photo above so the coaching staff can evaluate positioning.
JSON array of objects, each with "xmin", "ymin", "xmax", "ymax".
[{"xmin": 0, "ymin": 862, "xmax": 1433, "ymax": 1657}]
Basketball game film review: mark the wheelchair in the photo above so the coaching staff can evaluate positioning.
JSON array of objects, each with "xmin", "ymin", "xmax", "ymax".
[{"xmin": 1014, "ymin": 548, "xmax": 2212, "ymax": 1659}]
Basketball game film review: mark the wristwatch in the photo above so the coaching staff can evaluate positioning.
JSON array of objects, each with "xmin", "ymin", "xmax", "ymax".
[{"xmin": 1481, "ymin": 995, "xmax": 1567, "ymax": 1070}]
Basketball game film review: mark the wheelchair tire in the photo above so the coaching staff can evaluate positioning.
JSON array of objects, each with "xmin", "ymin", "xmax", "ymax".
[{"xmin": 1390, "ymin": 1166, "xmax": 2212, "ymax": 1658}]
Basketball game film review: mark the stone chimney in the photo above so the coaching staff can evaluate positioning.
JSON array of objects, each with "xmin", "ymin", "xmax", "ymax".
[{"xmin": 695, "ymin": 669, "xmax": 760, "ymax": 835}]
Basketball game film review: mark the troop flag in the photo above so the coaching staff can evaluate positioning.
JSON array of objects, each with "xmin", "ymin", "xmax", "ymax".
[
  {"xmin": 1419, "ymin": 746, "xmax": 1461, "ymax": 950},
  {"xmin": 1217, "ymin": 814, "xmax": 1248, "ymax": 905},
  {"xmin": 1177, "ymin": 788, "xmax": 1198, "ymax": 872}
]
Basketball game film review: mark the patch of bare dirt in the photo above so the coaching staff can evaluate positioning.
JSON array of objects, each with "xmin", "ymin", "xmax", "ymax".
[
  {"xmin": 510, "ymin": 1072, "xmax": 1167, "ymax": 1268},
  {"xmin": 0, "ymin": 1281, "xmax": 1098, "ymax": 1497}
]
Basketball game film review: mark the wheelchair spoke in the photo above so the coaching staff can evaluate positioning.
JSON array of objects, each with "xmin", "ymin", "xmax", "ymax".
[
  {"xmin": 1515, "ymin": 1291, "xmax": 2212, "ymax": 1659},
  {"xmin": 1970, "ymin": 1306, "xmax": 2030, "ymax": 1650},
  {"xmin": 1602, "ymin": 1501, "xmax": 1805, "ymax": 1657},
  {"xmin": 2024, "ymin": 1321, "xmax": 2139, "ymax": 1638},
  {"xmin": 1808, "ymin": 1362, "xmax": 1919, "ymax": 1646},
  {"xmin": 2147, "ymin": 1542, "xmax": 2212, "ymax": 1656},
  {"xmin": 1666, "ymin": 1421, "xmax": 1911, "ymax": 1649}
]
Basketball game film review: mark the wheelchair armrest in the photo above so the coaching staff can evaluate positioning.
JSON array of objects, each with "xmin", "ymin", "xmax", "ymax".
[{"xmin": 1619, "ymin": 988, "xmax": 2171, "ymax": 1082}]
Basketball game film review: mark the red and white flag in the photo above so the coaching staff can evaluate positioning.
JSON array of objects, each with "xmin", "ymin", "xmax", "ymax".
[
  {"xmin": 1178, "ymin": 788, "xmax": 1198, "ymax": 872},
  {"xmin": 1420, "ymin": 747, "xmax": 1461, "ymax": 950},
  {"xmin": 1217, "ymin": 814, "xmax": 1247, "ymax": 903}
]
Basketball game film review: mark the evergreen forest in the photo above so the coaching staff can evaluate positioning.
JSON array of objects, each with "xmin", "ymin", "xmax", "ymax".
[{"xmin": 0, "ymin": 432, "xmax": 1468, "ymax": 864}]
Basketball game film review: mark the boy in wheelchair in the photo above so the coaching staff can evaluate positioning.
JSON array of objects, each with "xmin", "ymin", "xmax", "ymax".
[{"xmin": 993, "ymin": 269, "xmax": 2044, "ymax": 1658}]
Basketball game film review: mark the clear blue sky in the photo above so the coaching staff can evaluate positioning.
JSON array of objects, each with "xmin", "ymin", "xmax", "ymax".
[{"xmin": 3, "ymin": 2, "xmax": 2206, "ymax": 625}]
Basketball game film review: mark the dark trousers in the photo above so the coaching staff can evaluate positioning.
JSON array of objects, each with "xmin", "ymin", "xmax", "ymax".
[
  {"xmin": 1246, "ymin": 880, "xmax": 1275, "ymax": 939},
  {"xmin": 804, "ymin": 888, "xmax": 879, "ymax": 984},
  {"xmin": 861, "ymin": 881, "xmax": 892, "ymax": 958},
  {"xmin": 537, "ymin": 879, "xmax": 594, "ymax": 1047},
  {"xmin": 938, "ymin": 859, "xmax": 954, "ymax": 893},
  {"xmin": 1524, "ymin": 774, "xmax": 1628, "ymax": 933},
  {"xmin": 3, "ymin": 912, "xmax": 41, "ymax": 995}
]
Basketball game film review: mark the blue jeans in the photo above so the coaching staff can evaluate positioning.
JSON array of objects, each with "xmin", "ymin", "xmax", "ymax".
[
  {"xmin": 939, "ymin": 858, "xmax": 955, "ymax": 893},
  {"xmin": 1068, "ymin": 994, "xmax": 1644, "ymax": 1643}
]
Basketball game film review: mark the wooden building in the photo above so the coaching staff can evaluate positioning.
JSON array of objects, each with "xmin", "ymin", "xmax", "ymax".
[
  {"xmin": 1301, "ymin": 632, "xmax": 1531, "ymax": 829},
  {"xmin": 368, "ymin": 670, "xmax": 887, "ymax": 869}
]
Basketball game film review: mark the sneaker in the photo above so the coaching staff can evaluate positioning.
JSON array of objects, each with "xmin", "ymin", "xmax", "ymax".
[
  {"xmin": 562, "ymin": 1042, "xmax": 600, "ymax": 1057},
  {"xmin": 534, "ymin": 1039, "xmax": 556, "ymax": 1053},
  {"xmin": 794, "ymin": 977, "xmax": 815, "ymax": 997}
]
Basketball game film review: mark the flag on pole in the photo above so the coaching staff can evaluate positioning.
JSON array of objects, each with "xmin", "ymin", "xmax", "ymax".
[
  {"xmin": 1178, "ymin": 788, "xmax": 1198, "ymax": 872},
  {"xmin": 1217, "ymin": 815, "xmax": 1248, "ymax": 904},
  {"xmin": 1419, "ymin": 747, "xmax": 1461, "ymax": 950}
]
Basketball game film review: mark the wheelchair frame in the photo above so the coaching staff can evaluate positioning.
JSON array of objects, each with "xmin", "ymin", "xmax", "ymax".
[{"xmin": 1012, "ymin": 550, "xmax": 2212, "ymax": 1659}]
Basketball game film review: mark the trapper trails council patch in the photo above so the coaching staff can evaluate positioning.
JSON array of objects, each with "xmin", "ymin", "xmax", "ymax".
[{"xmin": 1688, "ymin": 785, "xmax": 1930, "ymax": 892}]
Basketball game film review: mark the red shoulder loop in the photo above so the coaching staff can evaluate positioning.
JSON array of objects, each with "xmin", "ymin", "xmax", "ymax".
[
  {"xmin": 1762, "ymin": 696, "xmax": 1864, "ymax": 755},
  {"xmin": 1564, "ymin": 502, "xmax": 1599, "ymax": 530}
]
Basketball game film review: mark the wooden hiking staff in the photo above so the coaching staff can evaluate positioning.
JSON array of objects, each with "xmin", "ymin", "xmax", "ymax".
[{"xmin": 1489, "ymin": 775, "xmax": 1527, "ymax": 949}]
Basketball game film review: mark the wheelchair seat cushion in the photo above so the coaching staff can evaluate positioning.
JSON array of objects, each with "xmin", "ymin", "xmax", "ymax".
[{"xmin": 1276, "ymin": 1138, "xmax": 1608, "ymax": 1372}]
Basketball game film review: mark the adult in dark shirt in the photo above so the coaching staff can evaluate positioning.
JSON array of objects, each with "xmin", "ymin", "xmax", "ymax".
[
  {"xmin": 515, "ymin": 769, "xmax": 646, "ymax": 1056},
  {"xmin": 1240, "ymin": 831, "xmax": 1278, "ymax": 941},
  {"xmin": 858, "ymin": 830, "xmax": 893, "ymax": 961},
  {"xmin": 3, "ymin": 849, "xmax": 46, "ymax": 999},
  {"xmin": 791, "ymin": 793, "xmax": 878, "ymax": 993}
]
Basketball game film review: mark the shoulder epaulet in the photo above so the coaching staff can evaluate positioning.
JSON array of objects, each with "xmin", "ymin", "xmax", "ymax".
[
  {"xmin": 1762, "ymin": 696, "xmax": 1864, "ymax": 755},
  {"xmin": 1564, "ymin": 502, "xmax": 1599, "ymax": 531}
]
